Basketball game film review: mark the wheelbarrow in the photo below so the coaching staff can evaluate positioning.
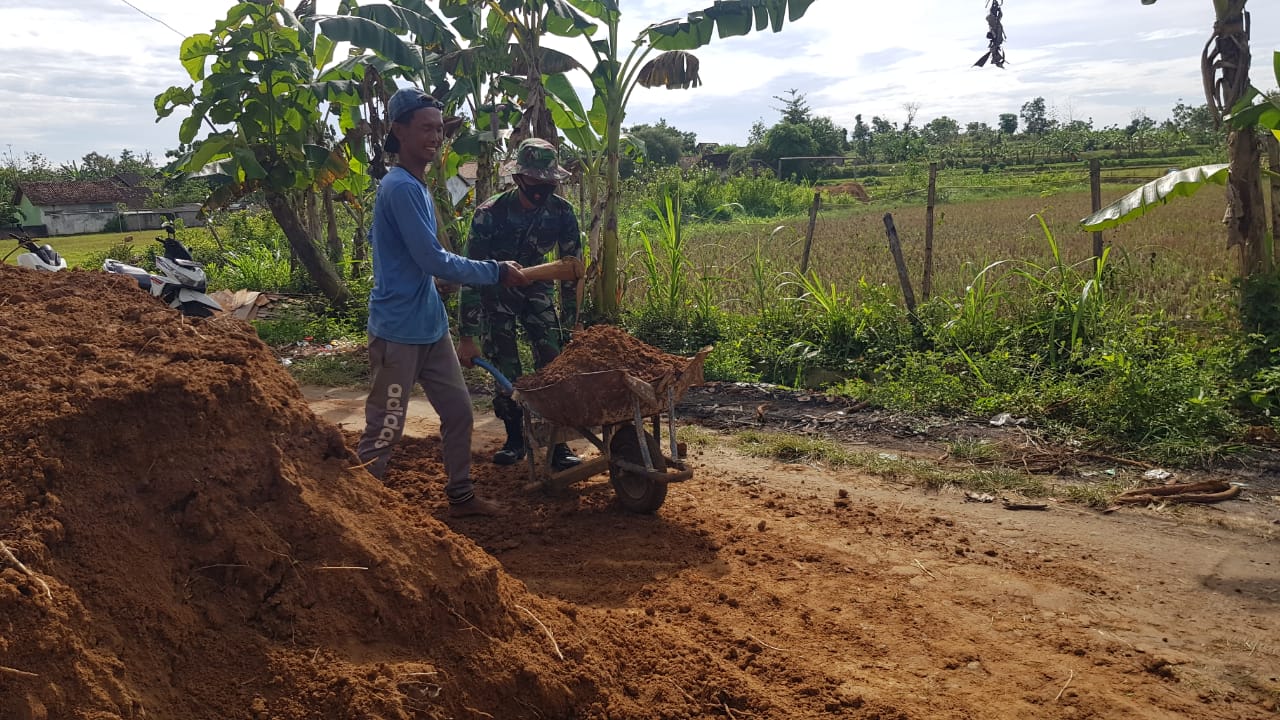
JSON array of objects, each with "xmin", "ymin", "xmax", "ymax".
[{"xmin": 475, "ymin": 346, "xmax": 712, "ymax": 513}]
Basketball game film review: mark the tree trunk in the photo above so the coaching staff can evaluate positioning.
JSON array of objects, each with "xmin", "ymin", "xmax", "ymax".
[
  {"xmin": 1227, "ymin": 128, "xmax": 1270, "ymax": 274},
  {"xmin": 266, "ymin": 190, "xmax": 351, "ymax": 306},
  {"xmin": 351, "ymin": 206, "xmax": 367, "ymax": 278},
  {"xmin": 305, "ymin": 191, "xmax": 322, "ymax": 248},
  {"xmin": 1215, "ymin": 4, "xmax": 1270, "ymax": 274},
  {"xmin": 586, "ymin": 164, "xmax": 604, "ymax": 269},
  {"xmin": 599, "ymin": 122, "xmax": 622, "ymax": 317},
  {"xmin": 1268, "ymin": 132, "xmax": 1280, "ymax": 246},
  {"xmin": 323, "ymin": 187, "xmax": 342, "ymax": 271},
  {"xmin": 476, "ymin": 141, "xmax": 496, "ymax": 206}
]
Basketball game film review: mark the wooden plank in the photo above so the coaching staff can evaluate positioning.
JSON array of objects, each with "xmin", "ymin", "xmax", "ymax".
[{"xmin": 882, "ymin": 213, "xmax": 917, "ymax": 316}]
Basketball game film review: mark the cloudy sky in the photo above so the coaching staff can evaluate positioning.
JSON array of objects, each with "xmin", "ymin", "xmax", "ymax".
[{"xmin": 2, "ymin": 0, "xmax": 1278, "ymax": 165}]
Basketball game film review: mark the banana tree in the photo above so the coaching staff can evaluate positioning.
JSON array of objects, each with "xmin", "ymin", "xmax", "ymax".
[
  {"xmin": 441, "ymin": 1, "xmax": 596, "ymax": 144},
  {"xmin": 564, "ymin": 0, "xmax": 818, "ymax": 316},
  {"xmin": 430, "ymin": 0, "xmax": 602, "ymax": 214},
  {"xmin": 313, "ymin": 0, "xmax": 462, "ymax": 176},
  {"xmin": 543, "ymin": 71, "xmax": 645, "ymax": 271},
  {"xmin": 157, "ymin": 0, "xmax": 375, "ymax": 305},
  {"xmin": 436, "ymin": 20, "xmax": 588, "ymax": 203},
  {"xmin": 1142, "ymin": 0, "xmax": 1269, "ymax": 274}
]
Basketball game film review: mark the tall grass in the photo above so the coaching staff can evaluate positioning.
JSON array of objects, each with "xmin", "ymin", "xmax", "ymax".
[
  {"xmin": 206, "ymin": 242, "xmax": 293, "ymax": 292},
  {"xmin": 631, "ymin": 193, "xmax": 691, "ymax": 317}
]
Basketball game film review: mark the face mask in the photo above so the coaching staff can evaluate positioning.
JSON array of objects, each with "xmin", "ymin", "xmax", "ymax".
[{"xmin": 520, "ymin": 182, "xmax": 556, "ymax": 206}]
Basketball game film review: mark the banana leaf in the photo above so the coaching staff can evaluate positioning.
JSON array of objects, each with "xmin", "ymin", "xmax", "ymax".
[{"xmin": 1079, "ymin": 164, "xmax": 1229, "ymax": 232}]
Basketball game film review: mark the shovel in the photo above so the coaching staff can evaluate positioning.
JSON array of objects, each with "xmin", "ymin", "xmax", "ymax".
[{"xmin": 472, "ymin": 357, "xmax": 514, "ymax": 395}]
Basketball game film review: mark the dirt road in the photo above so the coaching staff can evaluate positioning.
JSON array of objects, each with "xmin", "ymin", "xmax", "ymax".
[{"xmin": 309, "ymin": 386, "xmax": 1280, "ymax": 719}]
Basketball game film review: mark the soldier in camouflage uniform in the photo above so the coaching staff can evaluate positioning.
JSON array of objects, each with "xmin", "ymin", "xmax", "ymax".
[{"xmin": 457, "ymin": 138, "xmax": 583, "ymax": 469}]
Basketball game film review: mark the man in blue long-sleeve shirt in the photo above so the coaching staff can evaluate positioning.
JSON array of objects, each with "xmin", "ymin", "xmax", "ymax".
[{"xmin": 357, "ymin": 88, "xmax": 528, "ymax": 517}]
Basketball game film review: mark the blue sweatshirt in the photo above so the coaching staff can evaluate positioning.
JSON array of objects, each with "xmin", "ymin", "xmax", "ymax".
[{"xmin": 367, "ymin": 167, "xmax": 501, "ymax": 344}]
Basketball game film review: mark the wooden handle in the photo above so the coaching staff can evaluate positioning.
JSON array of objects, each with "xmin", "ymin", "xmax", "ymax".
[{"xmin": 520, "ymin": 257, "xmax": 584, "ymax": 282}]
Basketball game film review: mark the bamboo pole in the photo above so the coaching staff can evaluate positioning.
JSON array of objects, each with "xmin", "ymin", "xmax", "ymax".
[
  {"xmin": 882, "ymin": 213, "xmax": 917, "ymax": 317},
  {"xmin": 800, "ymin": 191, "xmax": 821, "ymax": 274},
  {"xmin": 923, "ymin": 163, "xmax": 937, "ymax": 300}
]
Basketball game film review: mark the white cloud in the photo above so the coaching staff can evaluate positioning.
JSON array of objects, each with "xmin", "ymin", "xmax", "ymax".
[
  {"xmin": 1138, "ymin": 28, "xmax": 1203, "ymax": 42},
  {"xmin": 1, "ymin": 0, "xmax": 1277, "ymax": 162}
]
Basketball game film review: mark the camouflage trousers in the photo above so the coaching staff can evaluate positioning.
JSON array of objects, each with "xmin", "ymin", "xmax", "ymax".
[{"xmin": 482, "ymin": 286, "xmax": 566, "ymax": 422}]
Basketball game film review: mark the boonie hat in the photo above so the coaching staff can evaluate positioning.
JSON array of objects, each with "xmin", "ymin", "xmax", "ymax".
[
  {"xmin": 502, "ymin": 138, "xmax": 570, "ymax": 182},
  {"xmin": 384, "ymin": 88, "xmax": 444, "ymax": 153}
]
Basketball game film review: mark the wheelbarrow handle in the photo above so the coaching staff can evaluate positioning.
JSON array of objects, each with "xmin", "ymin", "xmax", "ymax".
[{"xmin": 472, "ymin": 357, "xmax": 514, "ymax": 395}]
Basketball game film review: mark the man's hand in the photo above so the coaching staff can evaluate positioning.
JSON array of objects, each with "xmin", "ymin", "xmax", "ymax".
[
  {"xmin": 498, "ymin": 261, "xmax": 530, "ymax": 287},
  {"xmin": 456, "ymin": 336, "xmax": 481, "ymax": 368}
]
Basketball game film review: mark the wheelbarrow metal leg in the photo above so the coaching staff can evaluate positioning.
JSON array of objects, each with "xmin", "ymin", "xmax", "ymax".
[
  {"xmin": 667, "ymin": 387, "xmax": 678, "ymax": 461},
  {"xmin": 523, "ymin": 411, "xmax": 538, "ymax": 485},
  {"xmin": 633, "ymin": 399, "xmax": 654, "ymax": 471},
  {"xmin": 575, "ymin": 427, "xmax": 607, "ymax": 454}
]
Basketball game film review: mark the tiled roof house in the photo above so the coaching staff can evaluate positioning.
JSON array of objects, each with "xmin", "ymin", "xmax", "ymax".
[{"xmin": 12, "ymin": 179, "xmax": 152, "ymax": 236}]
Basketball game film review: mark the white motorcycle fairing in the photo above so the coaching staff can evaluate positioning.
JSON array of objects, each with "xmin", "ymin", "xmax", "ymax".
[
  {"xmin": 177, "ymin": 288, "xmax": 224, "ymax": 312},
  {"xmin": 15, "ymin": 245, "xmax": 66, "ymax": 272}
]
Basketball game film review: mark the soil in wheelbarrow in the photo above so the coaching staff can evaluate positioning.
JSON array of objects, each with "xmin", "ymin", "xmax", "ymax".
[
  {"xmin": 514, "ymin": 324, "xmax": 687, "ymax": 389},
  {"xmin": 0, "ymin": 265, "xmax": 777, "ymax": 720}
]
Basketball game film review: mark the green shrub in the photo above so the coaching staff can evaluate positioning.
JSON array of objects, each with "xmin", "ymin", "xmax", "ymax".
[
  {"xmin": 76, "ymin": 242, "xmax": 147, "ymax": 270},
  {"xmin": 252, "ymin": 305, "xmax": 363, "ymax": 347},
  {"xmin": 863, "ymin": 351, "xmax": 975, "ymax": 414},
  {"xmin": 1073, "ymin": 344, "xmax": 1240, "ymax": 447}
]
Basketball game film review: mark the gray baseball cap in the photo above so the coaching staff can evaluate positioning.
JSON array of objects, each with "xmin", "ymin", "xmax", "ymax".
[{"xmin": 384, "ymin": 88, "xmax": 444, "ymax": 153}]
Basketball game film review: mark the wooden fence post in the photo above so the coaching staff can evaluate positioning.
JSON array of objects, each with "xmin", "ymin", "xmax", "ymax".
[
  {"xmin": 1089, "ymin": 159, "xmax": 1104, "ymax": 273},
  {"xmin": 882, "ymin": 213, "xmax": 917, "ymax": 318},
  {"xmin": 800, "ymin": 191, "xmax": 821, "ymax": 274},
  {"xmin": 923, "ymin": 162, "xmax": 937, "ymax": 301}
]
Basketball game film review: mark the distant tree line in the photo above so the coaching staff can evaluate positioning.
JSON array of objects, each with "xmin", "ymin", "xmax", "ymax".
[{"xmin": 622, "ymin": 91, "xmax": 1226, "ymax": 182}]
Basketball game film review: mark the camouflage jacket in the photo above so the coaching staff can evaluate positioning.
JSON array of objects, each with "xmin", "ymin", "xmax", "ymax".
[{"xmin": 458, "ymin": 188, "xmax": 582, "ymax": 337}]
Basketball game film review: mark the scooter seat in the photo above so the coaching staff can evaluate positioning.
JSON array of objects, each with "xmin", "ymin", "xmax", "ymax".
[{"xmin": 103, "ymin": 260, "xmax": 153, "ymax": 291}]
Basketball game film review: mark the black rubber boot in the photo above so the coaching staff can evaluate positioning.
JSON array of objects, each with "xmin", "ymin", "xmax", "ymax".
[
  {"xmin": 551, "ymin": 443, "xmax": 581, "ymax": 471},
  {"xmin": 492, "ymin": 414, "xmax": 526, "ymax": 465}
]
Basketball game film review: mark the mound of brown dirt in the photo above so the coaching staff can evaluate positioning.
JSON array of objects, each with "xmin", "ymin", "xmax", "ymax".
[
  {"xmin": 515, "ymin": 325, "xmax": 686, "ymax": 389},
  {"xmin": 823, "ymin": 181, "xmax": 871, "ymax": 202},
  {"xmin": 0, "ymin": 266, "xmax": 750, "ymax": 719}
]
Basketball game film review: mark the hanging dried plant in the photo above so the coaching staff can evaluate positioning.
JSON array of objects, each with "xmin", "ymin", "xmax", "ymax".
[
  {"xmin": 973, "ymin": 0, "xmax": 1007, "ymax": 69},
  {"xmin": 637, "ymin": 51, "xmax": 702, "ymax": 90}
]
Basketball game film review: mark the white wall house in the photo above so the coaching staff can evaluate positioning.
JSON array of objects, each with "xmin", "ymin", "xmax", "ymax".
[{"xmin": 12, "ymin": 179, "xmax": 151, "ymax": 236}]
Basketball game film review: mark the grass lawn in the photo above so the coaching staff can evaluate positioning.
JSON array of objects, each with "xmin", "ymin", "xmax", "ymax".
[
  {"xmin": 4, "ymin": 231, "xmax": 144, "ymax": 268},
  {"xmin": 4, "ymin": 229, "xmax": 218, "ymax": 268}
]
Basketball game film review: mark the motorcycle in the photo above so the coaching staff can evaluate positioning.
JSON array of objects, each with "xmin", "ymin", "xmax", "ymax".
[
  {"xmin": 3, "ymin": 232, "xmax": 67, "ymax": 272},
  {"xmin": 103, "ymin": 222, "xmax": 222, "ymax": 318}
]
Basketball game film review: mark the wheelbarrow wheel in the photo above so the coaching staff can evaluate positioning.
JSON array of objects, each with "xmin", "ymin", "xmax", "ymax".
[{"xmin": 609, "ymin": 424, "xmax": 668, "ymax": 514}]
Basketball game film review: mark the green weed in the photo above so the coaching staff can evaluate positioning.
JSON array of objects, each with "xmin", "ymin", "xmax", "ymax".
[
  {"xmin": 947, "ymin": 438, "xmax": 999, "ymax": 462},
  {"xmin": 677, "ymin": 425, "xmax": 717, "ymax": 448},
  {"xmin": 286, "ymin": 354, "xmax": 369, "ymax": 387}
]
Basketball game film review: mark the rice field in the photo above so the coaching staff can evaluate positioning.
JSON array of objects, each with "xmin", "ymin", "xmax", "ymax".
[{"xmin": 637, "ymin": 184, "xmax": 1245, "ymax": 325}]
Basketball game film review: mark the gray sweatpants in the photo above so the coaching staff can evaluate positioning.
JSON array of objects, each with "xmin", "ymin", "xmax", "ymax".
[{"xmin": 357, "ymin": 334, "xmax": 476, "ymax": 504}]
